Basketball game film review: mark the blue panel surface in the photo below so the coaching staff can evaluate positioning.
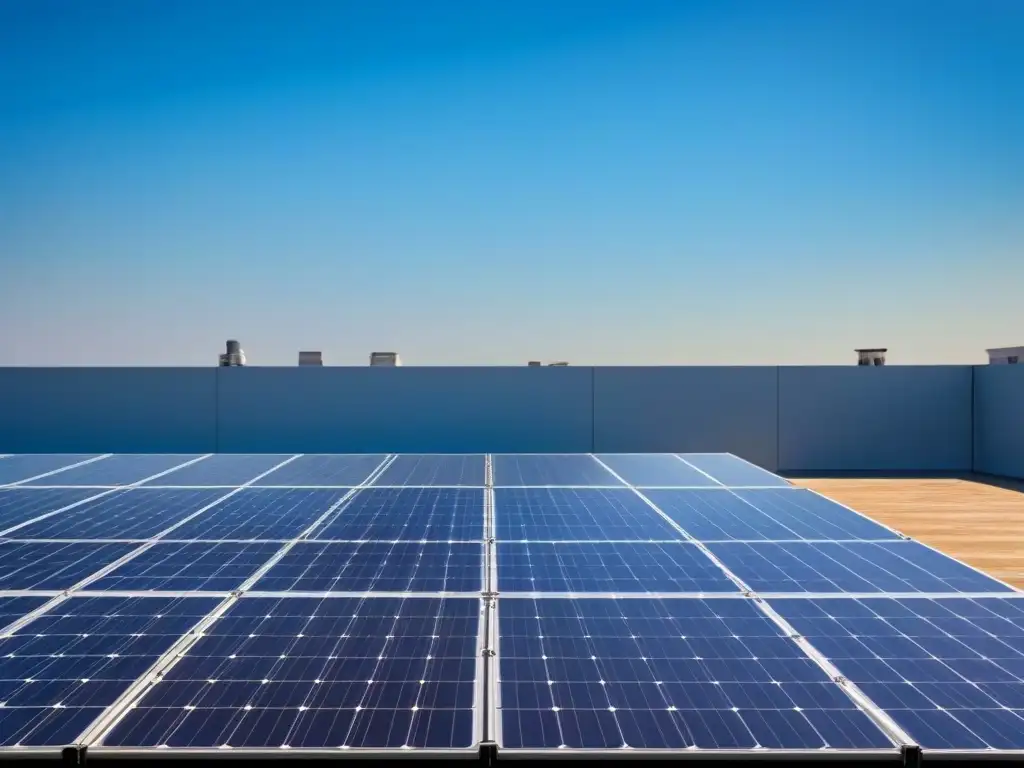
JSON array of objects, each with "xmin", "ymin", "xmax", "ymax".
[
  {"xmin": 12, "ymin": 489, "xmax": 227, "ymax": 540},
  {"xmin": 91, "ymin": 542, "xmax": 282, "ymax": 591},
  {"xmin": 0, "ymin": 596, "xmax": 50, "ymax": 628},
  {"xmin": 771, "ymin": 597, "xmax": 1024, "ymax": 749},
  {"xmin": 493, "ymin": 455, "xmax": 622, "ymax": 487},
  {"xmin": 974, "ymin": 365, "xmax": 1024, "ymax": 480},
  {"xmin": 498, "ymin": 597, "xmax": 892, "ymax": 750},
  {"xmin": 0, "ymin": 489, "xmax": 105, "ymax": 533},
  {"xmin": 254, "ymin": 542, "xmax": 482, "ymax": 592},
  {"xmin": 0, "ymin": 595, "xmax": 219, "ymax": 747},
  {"xmin": 103, "ymin": 596, "xmax": 480, "ymax": 749},
  {"xmin": 374, "ymin": 454, "xmax": 485, "ymax": 486},
  {"xmin": 645, "ymin": 489, "xmax": 900, "ymax": 542},
  {"xmin": 146, "ymin": 454, "xmax": 295, "ymax": 487},
  {"xmin": 709, "ymin": 542, "xmax": 1014, "ymax": 594},
  {"xmin": 0, "ymin": 456, "xmax": 99, "ymax": 485},
  {"xmin": 255, "ymin": 454, "xmax": 386, "ymax": 486},
  {"xmin": 0, "ymin": 542, "xmax": 139, "ymax": 590},
  {"xmin": 314, "ymin": 488, "xmax": 484, "ymax": 541},
  {"xmin": 498, "ymin": 542, "xmax": 735, "ymax": 593},
  {"xmin": 495, "ymin": 488, "xmax": 681, "ymax": 541},
  {"xmin": 678, "ymin": 454, "xmax": 790, "ymax": 487},
  {"xmin": 168, "ymin": 489, "xmax": 347, "ymax": 540},
  {"xmin": 595, "ymin": 454, "xmax": 721, "ymax": 487},
  {"xmin": 24, "ymin": 455, "xmax": 204, "ymax": 487}
]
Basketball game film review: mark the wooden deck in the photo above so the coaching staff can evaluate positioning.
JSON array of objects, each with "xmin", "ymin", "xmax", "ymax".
[{"xmin": 792, "ymin": 476, "xmax": 1024, "ymax": 589}]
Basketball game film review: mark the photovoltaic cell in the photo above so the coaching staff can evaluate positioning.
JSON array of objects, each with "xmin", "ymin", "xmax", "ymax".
[
  {"xmin": 255, "ymin": 455, "xmax": 387, "ymax": 487},
  {"xmin": 314, "ymin": 488, "xmax": 483, "ymax": 541},
  {"xmin": 0, "ymin": 595, "xmax": 220, "ymax": 747},
  {"xmin": 146, "ymin": 455, "xmax": 295, "ymax": 487},
  {"xmin": 0, "ymin": 541, "xmax": 139, "ymax": 590},
  {"xmin": 11, "ymin": 489, "xmax": 228, "ymax": 540},
  {"xmin": 708, "ymin": 541, "xmax": 1014, "ymax": 594},
  {"xmin": 497, "ymin": 542, "xmax": 737, "ymax": 593},
  {"xmin": 645, "ymin": 489, "xmax": 900, "ymax": 542},
  {"xmin": 493, "ymin": 455, "xmax": 622, "ymax": 487},
  {"xmin": 497, "ymin": 597, "xmax": 893, "ymax": 750},
  {"xmin": 0, "ymin": 596, "xmax": 51, "ymax": 629},
  {"xmin": 374, "ymin": 455, "xmax": 485, "ymax": 487},
  {"xmin": 90, "ymin": 542, "xmax": 283, "ymax": 592},
  {"xmin": 101, "ymin": 597, "xmax": 480, "ymax": 750},
  {"xmin": 495, "ymin": 488, "xmax": 680, "ymax": 541},
  {"xmin": 254, "ymin": 542, "xmax": 482, "ymax": 592},
  {"xmin": 168, "ymin": 489, "xmax": 348, "ymax": 540},
  {"xmin": 770, "ymin": 597, "xmax": 1024, "ymax": 749},
  {"xmin": 595, "ymin": 455, "xmax": 721, "ymax": 488},
  {"xmin": 23, "ymin": 455, "xmax": 203, "ymax": 487},
  {"xmin": 0, "ymin": 488, "xmax": 106, "ymax": 533},
  {"xmin": 678, "ymin": 454, "xmax": 791, "ymax": 488},
  {"xmin": 0, "ymin": 455, "xmax": 99, "ymax": 485}
]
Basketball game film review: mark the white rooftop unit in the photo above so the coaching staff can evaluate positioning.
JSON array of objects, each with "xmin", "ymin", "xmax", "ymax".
[
  {"xmin": 298, "ymin": 351, "xmax": 323, "ymax": 366},
  {"xmin": 986, "ymin": 346, "xmax": 1024, "ymax": 365},
  {"xmin": 370, "ymin": 351, "xmax": 401, "ymax": 366},
  {"xmin": 855, "ymin": 348, "xmax": 887, "ymax": 366},
  {"xmin": 218, "ymin": 339, "xmax": 246, "ymax": 367}
]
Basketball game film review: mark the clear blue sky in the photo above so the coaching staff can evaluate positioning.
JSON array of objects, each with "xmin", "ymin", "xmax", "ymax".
[{"xmin": 2, "ymin": 0, "xmax": 1022, "ymax": 366}]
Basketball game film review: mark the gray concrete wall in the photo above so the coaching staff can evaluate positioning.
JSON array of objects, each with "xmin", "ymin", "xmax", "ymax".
[
  {"xmin": 592, "ymin": 367, "xmax": 779, "ymax": 470},
  {"xmin": 777, "ymin": 366, "xmax": 974, "ymax": 471},
  {"xmin": 215, "ymin": 366, "xmax": 593, "ymax": 453},
  {"xmin": 0, "ymin": 368, "xmax": 217, "ymax": 453},
  {"xmin": 973, "ymin": 365, "xmax": 1024, "ymax": 480}
]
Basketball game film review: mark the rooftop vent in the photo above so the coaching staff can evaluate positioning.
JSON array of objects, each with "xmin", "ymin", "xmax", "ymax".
[
  {"xmin": 218, "ymin": 339, "xmax": 246, "ymax": 367},
  {"xmin": 298, "ymin": 351, "xmax": 323, "ymax": 366},
  {"xmin": 370, "ymin": 352, "xmax": 401, "ymax": 366},
  {"xmin": 855, "ymin": 348, "xmax": 887, "ymax": 366}
]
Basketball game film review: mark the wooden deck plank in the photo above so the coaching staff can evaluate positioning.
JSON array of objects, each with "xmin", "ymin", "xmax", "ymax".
[{"xmin": 791, "ymin": 477, "xmax": 1024, "ymax": 589}]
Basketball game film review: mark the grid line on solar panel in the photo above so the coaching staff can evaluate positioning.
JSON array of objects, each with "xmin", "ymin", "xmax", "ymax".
[
  {"xmin": 0, "ymin": 488, "xmax": 114, "ymax": 535},
  {"xmin": 252, "ymin": 454, "xmax": 390, "ymax": 487},
  {"xmin": 492, "ymin": 455, "xmax": 623, "ymax": 487},
  {"xmin": 0, "ymin": 455, "xmax": 109, "ymax": 486},
  {"xmin": 677, "ymin": 454, "xmax": 792, "ymax": 488},
  {"xmin": 373, "ymin": 455, "xmax": 486, "ymax": 487},
  {"xmin": 20, "ymin": 455, "xmax": 210, "ymax": 488},
  {"xmin": 494, "ymin": 488, "xmax": 682, "ymax": 541},
  {"xmin": 9, "ymin": 489, "xmax": 233, "ymax": 541},
  {"xmin": 253, "ymin": 542, "xmax": 484, "ymax": 593},
  {"xmin": 311, "ymin": 487, "xmax": 484, "ymax": 541},
  {"xmin": 769, "ymin": 597, "xmax": 1024, "ymax": 750},
  {"xmin": 0, "ymin": 596, "xmax": 52, "ymax": 632},
  {"xmin": 497, "ymin": 542, "xmax": 738, "ymax": 594},
  {"xmin": 142, "ymin": 455, "xmax": 299, "ymax": 487},
  {"xmin": 0, "ymin": 542, "xmax": 143, "ymax": 591},
  {"xmin": 594, "ymin": 454, "xmax": 725, "ymax": 488},
  {"xmin": 707, "ymin": 541, "xmax": 1016, "ymax": 595},
  {"xmin": 494, "ymin": 597, "xmax": 896, "ymax": 751},
  {"xmin": 644, "ymin": 488, "xmax": 904, "ymax": 542},
  {"xmin": 0, "ymin": 595, "xmax": 222, "ymax": 747},
  {"xmin": 91, "ymin": 596, "xmax": 482, "ymax": 751}
]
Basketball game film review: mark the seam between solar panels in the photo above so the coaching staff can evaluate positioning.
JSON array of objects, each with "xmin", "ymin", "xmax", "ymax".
[
  {"xmin": 481, "ymin": 454, "xmax": 498, "ymax": 749},
  {"xmin": 72, "ymin": 454, "xmax": 397, "ymax": 749},
  {"xmin": 589, "ymin": 454, "xmax": 919, "ymax": 751},
  {"xmin": 0, "ymin": 454, "xmax": 114, "ymax": 487}
]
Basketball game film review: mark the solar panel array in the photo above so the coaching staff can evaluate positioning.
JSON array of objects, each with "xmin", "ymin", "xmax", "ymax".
[{"xmin": 0, "ymin": 452, "xmax": 1021, "ymax": 762}]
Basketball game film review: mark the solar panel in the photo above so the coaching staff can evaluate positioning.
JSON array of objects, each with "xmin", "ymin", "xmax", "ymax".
[
  {"xmin": 708, "ymin": 541, "xmax": 1014, "ymax": 594},
  {"xmin": 0, "ymin": 488, "xmax": 106, "ymax": 533},
  {"xmin": 770, "ymin": 597, "xmax": 1024, "ymax": 750},
  {"xmin": 0, "ymin": 595, "xmax": 221, "ymax": 747},
  {"xmin": 645, "ymin": 489, "xmax": 901, "ymax": 542},
  {"xmin": 167, "ymin": 489, "xmax": 349, "ymax": 540},
  {"xmin": 0, "ymin": 455, "xmax": 100, "ymax": 486},
  {"xmin": 254, "ymin": 455, "xmax": 387, "ymax": 487},
  {"xmin": 254, "ymin": 542, "xmax": 483, "ymax": 593},
  {"xmin": 21, "ymin": 455, "xmax": 204, "ymax": 487},
  {"xmin": 495, "ymin": 488, "xmax": 681, "ymax": 541},
  {"xmin": 595, "ymin": 454, "xmax": 722, "ymax": 488},
  {"xmin": 0, "ymin": 542, "xmax": 139, "ymax": 590},
  {"xmin": 10, "ymin": 489, "xmax": 229, "ymax": 540},
  {"xmin": 89, "ymin": 542, "xmax": 283, "ymax": 592},
  {"xmin": 0, "ymin": 596, "xmax": 51, "ymax": 629},
  {"xmin": 313, "ymin": 488, "xmax": 484, "ymax": 541},
  {"xmin": 98, "ymin": 597, "xmax": 480, "ymax": 750},
  {"xmin": 497, "ymin": 542, "xmax": 737, "ymax": 593},
  {"xmin": 496, "ymin": 597, "xmax": 894, "ymax": 750},
  {"xmin": 145, "ymin": 455, "xmax": 296, "ymax": 487},
  {"xmin": 493, "ymin": 455, "xmax": 623, "ymax": 487},
  {"xmin": 678, "ymin": 454, "xmax": 792, "ymax": 488},
  {"xmin": 374, "ymin": 455, "xmax": 485, "ymax": 487}
]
